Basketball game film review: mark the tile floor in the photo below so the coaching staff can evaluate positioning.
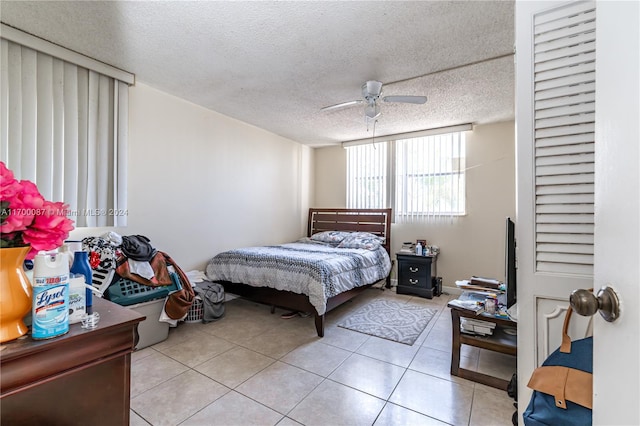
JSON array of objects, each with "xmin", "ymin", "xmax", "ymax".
[{"xmin": 129, "ymin": 287, "xmax": 517, "ymax": 426}]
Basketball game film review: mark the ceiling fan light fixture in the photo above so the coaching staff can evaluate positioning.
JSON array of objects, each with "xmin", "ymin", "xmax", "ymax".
[
  {"xmin": 364, "ymin": 102, "xmax": 381, "ymax": 119},
  {"xmin": 320, "ymin": 80, "xmax": 426, "ymax": 124},
  {"xmin": 363, "ymin": 80, "xmax": 383, "ymax": 99}
]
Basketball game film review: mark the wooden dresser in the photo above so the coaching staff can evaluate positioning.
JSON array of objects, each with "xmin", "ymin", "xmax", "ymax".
[{"xmin": 0, "ymin": 297, "xmax": 145, "ymax": 425}]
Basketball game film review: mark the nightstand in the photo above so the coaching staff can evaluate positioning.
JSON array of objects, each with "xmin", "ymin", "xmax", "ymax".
[{"xmin": 396, "ymin": 252, "xmax": 438, "ymax": 298}]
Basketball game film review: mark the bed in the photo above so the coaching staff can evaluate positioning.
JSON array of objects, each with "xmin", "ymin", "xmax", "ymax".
[{"xmin": 205, "ymin": 208, "xmax": 393, "ymax": 337}]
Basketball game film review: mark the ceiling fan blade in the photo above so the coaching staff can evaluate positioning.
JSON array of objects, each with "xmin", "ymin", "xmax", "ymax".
[
  {"xmin": 382, "ymin": 95, "xmax": 427, "ymax": 104},
  {"xmin": 320, "ymin": 100, "xmax": 364, "ymax": 112}
]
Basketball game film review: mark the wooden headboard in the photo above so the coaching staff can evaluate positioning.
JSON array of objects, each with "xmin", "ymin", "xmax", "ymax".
[{"xmin": 307, "ymin": 208, "xmax": 393, "ymax": 254}]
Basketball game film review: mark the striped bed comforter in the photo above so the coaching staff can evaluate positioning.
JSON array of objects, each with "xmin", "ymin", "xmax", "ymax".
[{"xmin": 205, "ymin": 240, "xmax": 391, "ymax": 315}]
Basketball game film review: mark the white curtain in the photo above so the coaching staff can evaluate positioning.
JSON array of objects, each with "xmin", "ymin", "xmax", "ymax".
[{"xmin": 1, "ymin": 38, "xmax": 128, "ymax": 226}]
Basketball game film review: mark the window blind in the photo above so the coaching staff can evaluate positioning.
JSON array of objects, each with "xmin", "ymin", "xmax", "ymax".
[
  {"xmin": 395, "ymin": 132, "xmax": 465, "ymax": 222},
  {"xmin": 533, "ymin": 0, "xmax": 595, "ymax": 275},
  {"xmin": 1, "ymin": 36, "xmax": 130, "ymax": 227},
  {"xmin": 345, "ymin": 130, "xmax": 467, "ymax": 223},
  {"xmin": 346, "ymin": 142, "xmax": 388, "ymax": 210}
]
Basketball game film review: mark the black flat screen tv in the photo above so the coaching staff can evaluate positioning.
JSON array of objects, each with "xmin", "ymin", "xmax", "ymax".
[{"xmin": 505, "ymin": 217, "xmax": 517, "ymax": 309}]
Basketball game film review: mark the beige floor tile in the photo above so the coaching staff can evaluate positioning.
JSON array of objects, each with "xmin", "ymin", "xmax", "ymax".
[
  {"xmin": 235, "ymin": 361, "xmax": 323, "ymax": 414},
  {"xmin": 389, "ymin": 369, "xmax": 474, "ymax": 426},
  {"xmin": 130, "ymin": 351, "xmax": 189, "ymax": 397},
  {"xmin": 477, "ymin": 349, "xmax": 517, "ymax": 381},
  {"xmin": 129, "ymin": 410, "xmax": 150, "ymax": 426},
  {"xmin": 317, "ymin": 323, "xmax": 370, "ymax": 352},
  {"xmin": 288, "ymin": 379, "xmax": 386, "ymax": 426},
  {"xmin": 469, "ymin": 384, "xmax": 517, "ymax": 426},
  {"xmin": 131, "ymin": 370, "xmax": 229, "ymax": 426},
  {"xmin": 328, "ymin": 353, "xmax": 406, "ymax": 400},
  {"xmin": 430, "ymin": 311, "xmax": 454, "ymax": 333},
  {"xmin": 130, "ymin": 290, "xmax": 520, "ymax": 425},
  {"xmin": 195, "ymin": 300, "xmax": 282, "ymax": 333},
  {"xmin": 150, "ymin": 323, "xmax": 210, "ymax": 352},
  {"xmin": 276, "ymin": 417, "xmax": 303, "ymax": 426},
  {"xmin": 421, "ymin": 327, "xmax": 454, "ymax": 352},
  {"xmin": 132, "ymin": 346, "xmax": 157, "ymax": 363},
  {"xmin": 236, "ymin": 326, "xmax": 317, "ymax": 359},
  {"xmin": 181, "ymin": 391, "xmax": 283, "ymax": 426},
  {"xmin": 157, "ymin": 333, "xmax": 236, "ymax": 367},
  {"xmin": 195, "ymin": 346, "xmax": 275, "ymax": 388},
  {"xmin": 200, "ymin": 315, "xmax": 282, "ymax": 343},
  {"xmin": 409, "ymin": 346, "xmax": 478, "ymax": 384},
  {"xmin": 373, "ymin": 402, "xmax": 449, "ymax": 425},
  {"xmin": 355, "ymin": 334, "xmax": 421, "ymax": 368},
  {"xmin": 280, "ymin": 340, "xmax": 351, "ymax": 377}
]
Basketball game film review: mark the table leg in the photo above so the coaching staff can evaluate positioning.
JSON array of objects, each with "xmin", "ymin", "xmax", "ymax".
[{"xmin": 450, "ymin": 309, "xmax": 462, "ymax": 376}]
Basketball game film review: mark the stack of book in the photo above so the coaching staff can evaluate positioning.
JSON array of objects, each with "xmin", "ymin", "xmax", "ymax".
[
  {"xmin": 460, "ymin": 317, "xmax": 497, "ymax": 336},
  {"xmin": 448, "ymin": 298, "xmax": 484, "ymax": 314},
  {"xmin": 455, "ymin": 276, "xmax": 505, "ymax": 294}
]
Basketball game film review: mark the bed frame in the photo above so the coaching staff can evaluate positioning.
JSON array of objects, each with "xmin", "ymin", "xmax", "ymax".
[{"xmin": 218, "ymin": 208, "xmax": 393, "ymax": 337}]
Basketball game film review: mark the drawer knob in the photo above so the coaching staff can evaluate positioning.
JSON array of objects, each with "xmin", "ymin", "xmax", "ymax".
[
  {"xmin": 409, "ymin": 267, "xmax": 419, "ymax": 273},
  {"xmin": 409, "ymin": 279, "xmax": 419, "ymax": 285}
]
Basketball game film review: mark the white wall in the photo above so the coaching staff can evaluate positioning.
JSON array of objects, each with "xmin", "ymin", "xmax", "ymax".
[
  {"xmin": 313, "ymin": 121, "xmax": 516, "ymax": 291},
  {"xmin": 69, "ymin": 83, "xmax": 314, "ymax": 270}
]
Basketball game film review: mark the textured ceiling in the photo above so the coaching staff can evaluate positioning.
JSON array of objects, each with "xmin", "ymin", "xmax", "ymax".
[{"xmin": 0, "ymin": 1, "xmax": 515, "ymax": 147}]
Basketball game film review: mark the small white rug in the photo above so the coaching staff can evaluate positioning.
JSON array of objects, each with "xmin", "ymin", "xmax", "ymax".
[{"xmin": 338, "ymin": 299, "xmax": 437, "ymax": 345}]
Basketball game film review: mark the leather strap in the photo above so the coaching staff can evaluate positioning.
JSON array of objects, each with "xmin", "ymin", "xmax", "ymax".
[
  {"xmin": 561, "ymin": 289, "xmax": 593, "ymax": 354},
  {"xmin": 527, "ymin": 365, "xmax": 593, "ymax": 409},
  {"xmin": 560, "ymin": 307, "xmax": 573, "ymax": 353}
]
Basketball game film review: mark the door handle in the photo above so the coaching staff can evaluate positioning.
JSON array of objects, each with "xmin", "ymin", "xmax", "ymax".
[{"xmin": 569, "ymin": 285, "xmax": 620, "ymax": 322}]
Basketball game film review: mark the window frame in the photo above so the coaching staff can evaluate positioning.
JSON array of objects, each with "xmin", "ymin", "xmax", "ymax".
[{"xmin": 345, "ymin": 129, "xmax": 468, "ymax": 221}]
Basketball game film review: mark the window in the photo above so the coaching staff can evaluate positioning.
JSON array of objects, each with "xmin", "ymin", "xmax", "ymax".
[
  {"xmin": 346, "ymin": 128, "xmax": 467, "ymax": 222},
  {"xmin": 1, "ymin": 25, "xmax": 133, "ymax": 227}
]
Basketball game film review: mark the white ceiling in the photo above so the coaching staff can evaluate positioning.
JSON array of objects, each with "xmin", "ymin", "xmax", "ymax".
[{"xmin": 0, "ymin": 1, "xmax": 515, "ymax": 147}]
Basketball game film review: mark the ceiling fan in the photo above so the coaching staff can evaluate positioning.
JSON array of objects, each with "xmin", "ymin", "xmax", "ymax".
[{"xmin": 321, "ymin": 80, "xmax": 427, "ymax": 120}]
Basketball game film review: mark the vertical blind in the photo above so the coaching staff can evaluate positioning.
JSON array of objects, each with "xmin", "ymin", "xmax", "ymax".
[
  {"xmin": 0, "ymin": 36, "xmax": 130, "ymax": 227},
  {"xmin": 345, "ymin": 131, "xmax": 466, "ymax": 223},
  {"xmin": 395, "ymin": 132, "xmax": 465, "ymax": 222},
  {"xmin": 533, "ymin": 0, "xmax": 596, "ymax": 276},
  {"xmin": 346, "ymin": 141, "xmax": 388, "ymax": 210}
]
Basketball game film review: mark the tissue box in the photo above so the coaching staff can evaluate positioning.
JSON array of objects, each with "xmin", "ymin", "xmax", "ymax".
[{"xmin": 128, "ymin": 298, "xmax": 169, "ymax": 349}]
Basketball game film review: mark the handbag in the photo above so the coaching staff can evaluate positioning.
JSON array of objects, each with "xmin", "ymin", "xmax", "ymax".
[{"xmin": 523, "ymin": 306, "xmax": 592, "ymax": 426}]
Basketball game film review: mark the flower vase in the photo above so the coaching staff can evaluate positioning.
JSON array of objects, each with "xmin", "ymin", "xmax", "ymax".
[{"xmin": 0, "ymin": 246, "xmax": 33, "ymax": 343}]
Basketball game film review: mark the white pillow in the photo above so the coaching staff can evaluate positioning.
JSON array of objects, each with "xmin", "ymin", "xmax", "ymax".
[
  {"xmin": 337, "ymin": 232, "xmax": 385, "ymax": 250},
  {"xmin": 310, "ymin": 230, "xmax": 351, "ymax": 244}
]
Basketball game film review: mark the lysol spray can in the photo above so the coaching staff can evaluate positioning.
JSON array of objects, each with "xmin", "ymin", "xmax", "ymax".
[{"xmin": 32, "ymin": 252, "xmax": 70, "ymax": 339}]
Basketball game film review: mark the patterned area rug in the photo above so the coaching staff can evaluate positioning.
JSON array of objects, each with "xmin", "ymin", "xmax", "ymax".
[{"xmin": 338, "ymin": 299, "xmax": 437, "ymax": 345}]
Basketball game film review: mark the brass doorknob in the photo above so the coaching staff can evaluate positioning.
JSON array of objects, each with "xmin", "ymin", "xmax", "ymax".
[{"xmin": 569, "ymin": 286, "xmax": 620, "ymax": 322}]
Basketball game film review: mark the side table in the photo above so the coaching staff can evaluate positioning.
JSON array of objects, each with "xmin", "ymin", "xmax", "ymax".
[
  {"xmin": 396, "ymin": 252, "xmax": 438, "ymax": 298},
  {"xmin": 448, "ymin": 303, "xmax": 517, "ymax": 390}
]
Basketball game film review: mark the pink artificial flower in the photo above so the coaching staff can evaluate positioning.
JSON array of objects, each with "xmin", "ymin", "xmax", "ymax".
[
  {"xmin": 22, "ymin": 201, "xmax": 74, "ymax": 259},
  {"xmin": 0, "ymin": 179, "xmax": 45, "ymax": 234},
  {"xmin": 0, "ymin": 161, "xmax": 19, "ymax": 198},
  {"xmin": 1, "ymin": 161, "xmax": 75, "ymax": 258}
]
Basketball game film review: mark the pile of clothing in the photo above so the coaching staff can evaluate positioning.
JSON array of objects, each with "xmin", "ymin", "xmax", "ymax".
[{"xmin": 82, "ymin": 233, "xmax": 195, "ymax": 320}]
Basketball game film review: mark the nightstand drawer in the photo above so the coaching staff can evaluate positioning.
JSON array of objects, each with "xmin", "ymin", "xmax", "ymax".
[{"xmin": 398, "ymin": 263, "xmax": 429, "ymax": 288}]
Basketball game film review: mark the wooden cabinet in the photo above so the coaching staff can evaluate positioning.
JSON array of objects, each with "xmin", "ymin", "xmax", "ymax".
[
  {"xmin": 396, "ymin": 253, "xmax": 438, "ymax": 298},
  {"xmin": 0, "ymin": 297, "xmax": 145, "ymax": 426},
  {"xmin": 448, "ymin": 305, "xmax": 517, "ymax": 390}
]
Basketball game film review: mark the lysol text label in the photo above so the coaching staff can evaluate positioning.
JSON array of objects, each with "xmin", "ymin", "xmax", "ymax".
[{"xmin": 31, "ymin": 274, "xmax": 69, "ymax": 340}]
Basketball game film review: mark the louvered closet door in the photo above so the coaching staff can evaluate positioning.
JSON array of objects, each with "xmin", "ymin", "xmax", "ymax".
[
  {"xmin": 515, "ymin": 0, "xmax": 596, "ymax": 416},
  {"xmin": 534, "ymin": 1, "xmax": 595, "ymax": 276}
]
